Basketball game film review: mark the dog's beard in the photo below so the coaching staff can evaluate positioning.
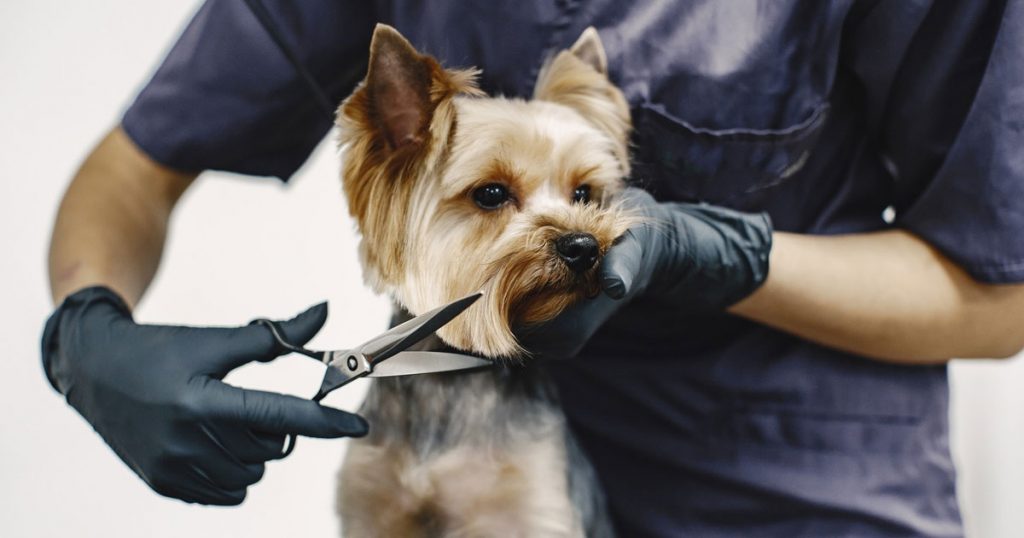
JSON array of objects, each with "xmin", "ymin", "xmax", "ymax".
[{"xmin": 396, "ymin": 202, "xmax": 632, "ymax": 359}]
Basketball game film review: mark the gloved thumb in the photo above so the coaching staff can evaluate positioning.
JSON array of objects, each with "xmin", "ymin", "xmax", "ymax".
[
  {"xmin": 601, "ymin": 230, "xmax": 644, "ymax": 299},
  {"xmin": 203, "ymin": 302, "xmax": 329, "ymax": 375}
]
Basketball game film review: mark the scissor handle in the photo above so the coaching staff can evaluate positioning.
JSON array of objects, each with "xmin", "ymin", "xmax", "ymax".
[
  {"xmin": 248, "ymin": 292, "xmax": 481, "ymax": 459},
  {"xmin": 274, "ymin": 435, "xmax": 298, "ymax": 459},
  {"xmin": 250, "ymin": 318, "xmax": 326, "ymax": 362},
  {"xmin": 249, "ymin": 318, "xmax": 328, "ymax": 460},
  {"xmin": 248, "ymin": 319, "xmax": 373, "ymax": 459}
]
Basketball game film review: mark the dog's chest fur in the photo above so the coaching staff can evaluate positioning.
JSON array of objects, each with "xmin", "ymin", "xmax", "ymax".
[
  {"xmin": 337, "ymin": 334, "xmax": 612, "ymax": 537},
  {"xmin": 335, "ymin": 325, "xmax": 610, "ymax": 532}
]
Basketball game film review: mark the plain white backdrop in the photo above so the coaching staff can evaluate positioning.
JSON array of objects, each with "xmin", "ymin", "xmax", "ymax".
[{"xmin": 1, "ymin": 2, "xmax": 1022, "ymax": 537}]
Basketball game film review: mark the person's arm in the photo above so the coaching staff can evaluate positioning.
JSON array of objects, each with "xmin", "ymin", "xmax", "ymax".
[
  {"xmin": 48, "ymin": 126, "xmax": 194, "ymax": 307},
  {"xmin": 42, "ymin": 127, "xmax": 367, "ymax": 505},
  {"xmin": 729, "ymin": 230, "xmax": 1024, "ymax": 364},
  {"xmin": 523, "ymin": 190, "xmax": 1024, "ymax": 366},
  {"xmin": 41, "ymin": 1, "xmax": 382, "ymax": 506}
]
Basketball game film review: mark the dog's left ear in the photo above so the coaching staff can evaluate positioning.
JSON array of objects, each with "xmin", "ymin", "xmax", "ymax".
[
  {"xmin": 534, "ymin": 27, "xmax": 630, "ymax": 167},
  {"xmin": 569, "ymin": 27, "xmax": 608, "ymax": 75}
]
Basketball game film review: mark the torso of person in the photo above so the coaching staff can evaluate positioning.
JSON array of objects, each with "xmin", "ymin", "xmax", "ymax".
[{"xmin": 127, "ymin": 1, "xmax": 1024, "ymax": 535}]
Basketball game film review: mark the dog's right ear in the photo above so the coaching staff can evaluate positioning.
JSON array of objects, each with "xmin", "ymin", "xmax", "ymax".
[
  {"xmin": 337, "ymin": 25, "xmax": 480, "ymax": 291},
  {"xmin": 346, "ymin": 24, "xmax": 480, "ymax": 156},
  {"xmin": 365, "ymin": 24, "xmax": 435, "ymax": 150}
]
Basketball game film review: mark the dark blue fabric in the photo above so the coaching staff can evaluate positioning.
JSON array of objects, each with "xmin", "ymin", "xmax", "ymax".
[
  {"xmin": 121, "ymin": 1, "xmax": 1024, "ymax": 536},
  {"xmin": 123, "ymin": 0, "xmax": 375, "ymax": 179}
]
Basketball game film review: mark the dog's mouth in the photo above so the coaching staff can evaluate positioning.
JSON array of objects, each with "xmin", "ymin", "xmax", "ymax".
[
  {"xmin": 444, "ymin": 258, "xmax": 598, "ymax": 359},
  {"xmin": 504, "ymin": 257, "xmax": 603, "ymax": 326},
  {"xmin": 477, "ymin": 225, "xmax": 610, "ymax": 336}
]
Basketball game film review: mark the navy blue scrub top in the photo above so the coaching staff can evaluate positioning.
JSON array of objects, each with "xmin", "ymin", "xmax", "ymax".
[{"xmin": 122, "ymin": 1, "xmax": 1024, "ymax": 536}]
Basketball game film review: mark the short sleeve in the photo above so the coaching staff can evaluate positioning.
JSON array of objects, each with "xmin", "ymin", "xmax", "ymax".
[
  {"xmin": 845, "ymin": 0, "xmax": 1024, "ymax": 283},
  {"xmin": 122, "ymin": 0, "xmax": 375, "ymax": 181}
]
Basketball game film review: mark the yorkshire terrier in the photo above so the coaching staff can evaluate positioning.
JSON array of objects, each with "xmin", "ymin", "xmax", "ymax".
[{"xmin": 334, "ymin": 24, "xmax": 632, "ymax": 537}]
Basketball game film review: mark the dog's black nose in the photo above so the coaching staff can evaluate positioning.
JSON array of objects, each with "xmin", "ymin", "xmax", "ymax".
[{"xmin": 555, "ymin": 232, "xmax": 599, "ymax": 273}]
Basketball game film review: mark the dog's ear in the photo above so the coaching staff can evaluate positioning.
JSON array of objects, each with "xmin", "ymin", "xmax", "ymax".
[
  {"xmin": 365, "ymin": 24, "xmax": 436, "ymax": 150},
  {"xmin": 342, "ymin": 24, "xmax": 479, "ymax": 157},
  {"xmin": 569, "ymin": 27, "xmax": 608, "ymax": 75},
  {"xmin": 336, "ymin": 24, "xmax": 480, "ymax": 290},
  {"xmin": 534, "ymin": 27, "xmax": 630, "ymax": 167}
]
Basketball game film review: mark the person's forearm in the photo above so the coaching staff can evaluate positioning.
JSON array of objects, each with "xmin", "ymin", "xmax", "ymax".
[
  {"xmin": 729, "ymin": 230, "xmax": 1024, "ymax": 364},
  {"xmin": 48, "ymin": 127, "xmax": 195, "ymax": 308}
]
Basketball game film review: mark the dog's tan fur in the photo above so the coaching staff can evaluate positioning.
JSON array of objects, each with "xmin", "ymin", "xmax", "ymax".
[{"xmin": 335, "ymin": 24, "xmax": 631, "ymax": 536}]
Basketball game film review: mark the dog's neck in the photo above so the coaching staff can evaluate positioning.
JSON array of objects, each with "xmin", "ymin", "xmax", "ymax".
[
  {"xmin": 389, "ymin": 305, "xmax": 465, "ymax": 354},
  {"xmin": 359, "ymin": 305, "xmax": 561, "ymax": 451}
]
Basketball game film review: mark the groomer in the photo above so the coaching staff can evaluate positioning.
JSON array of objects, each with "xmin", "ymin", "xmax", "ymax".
[{"xmin": 44, "ymin": 2, "xmax": 1024, "ymax": 536}]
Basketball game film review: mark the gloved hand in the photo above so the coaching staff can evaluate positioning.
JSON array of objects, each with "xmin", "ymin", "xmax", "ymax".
[
  {"xmin": 41, "ymin": 286, "xmax": 367, "ymax": 505},
  {"xmin": 522, "ymin": 187, "xmax": 772, "ymax": 357}
]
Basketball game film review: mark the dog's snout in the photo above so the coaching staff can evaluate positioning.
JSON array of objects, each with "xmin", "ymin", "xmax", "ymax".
[{"xmin": 555, "ymin": 232, "xmax": 599, "ymax": 273}]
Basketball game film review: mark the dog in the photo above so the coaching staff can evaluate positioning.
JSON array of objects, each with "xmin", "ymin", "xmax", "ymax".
[{"xmin": 334, "ymin": 24, "xmax": 632, "ymax": 537}]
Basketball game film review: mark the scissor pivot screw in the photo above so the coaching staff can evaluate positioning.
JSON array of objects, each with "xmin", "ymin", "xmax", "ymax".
[{"xmin": 347, "ymin": 356, "xmax": 358, "ymax": 371}]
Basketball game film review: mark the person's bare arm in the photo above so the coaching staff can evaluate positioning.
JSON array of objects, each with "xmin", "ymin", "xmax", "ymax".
[
  {"xmin": 729, "ymin": 230, "xmax": 1024, "ymax": 364},
  {"xmin": 48, "ymin": 126, "xmax": 196, "ymax": 308}
]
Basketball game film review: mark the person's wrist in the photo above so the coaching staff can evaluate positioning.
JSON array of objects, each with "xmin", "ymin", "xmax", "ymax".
[
  {"xmin": 41, "ymin": 285, "xmax": 132, "ymax": 393},
  {"xmin": 716, "ymin": 210, "xmax": 773, "ymax": 307},
  {"xmin": 655, "ymin": 202, "xmax": 773, "ymax": 311}
]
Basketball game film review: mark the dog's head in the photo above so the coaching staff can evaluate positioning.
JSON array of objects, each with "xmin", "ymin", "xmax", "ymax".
[{"xmin": 337, "ymin": 25, "xmax": 632, "ymax": 358}]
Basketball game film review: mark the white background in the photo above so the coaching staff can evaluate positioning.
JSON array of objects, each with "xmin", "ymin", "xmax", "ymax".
[{"xmin": 1, "ymin": 2, "xmax": 1022, "ymax": 537}]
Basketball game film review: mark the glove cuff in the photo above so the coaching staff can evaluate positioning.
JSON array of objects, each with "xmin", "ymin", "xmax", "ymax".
[
  {"xmin": 723, "ymin": 210, "xmax": 773, "ymax": 307},
  {"xmin": 660, "ymin": 203, "xmax": 774, "ymax": 311},
  {"xmin": 41, "ymin": 286, "xmax": 132, "ymax": 393}
]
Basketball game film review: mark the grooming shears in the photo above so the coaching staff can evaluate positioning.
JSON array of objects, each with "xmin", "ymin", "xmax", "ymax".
[{"xmin": 251, "ymin": 292, "xmax": 491, "ymax": 456}]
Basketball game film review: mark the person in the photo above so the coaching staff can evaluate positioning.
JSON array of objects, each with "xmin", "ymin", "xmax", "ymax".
[{"xmin": 43, "ymin": 1, "xmax": 1024, "ymax": 536}]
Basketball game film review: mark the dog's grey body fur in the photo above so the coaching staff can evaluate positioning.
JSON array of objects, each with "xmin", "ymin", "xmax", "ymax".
[{"xmin": 338, "ymin": 332, "xmax": 614, "ymax": 537}]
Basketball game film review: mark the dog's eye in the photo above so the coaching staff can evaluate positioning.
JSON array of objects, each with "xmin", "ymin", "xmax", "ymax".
[
  {"xmin": 472, "ymin": 183, "xmax": 510, "ymax": 210},
  {"xmin": 572, "ymin": 185, "xmax": 592, "ymax": 204}
]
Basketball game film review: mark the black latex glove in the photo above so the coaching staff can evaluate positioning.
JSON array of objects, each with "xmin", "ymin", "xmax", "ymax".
[
  {"xmin": 41, "ymin": 286, "xmax": 367, "ymax": 505},
  {"xmin": 522, "ymin": 187, "xmax": 772, "ymax": 357}
]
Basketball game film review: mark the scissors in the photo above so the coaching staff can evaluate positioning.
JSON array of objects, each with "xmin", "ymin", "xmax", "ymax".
[{"xmin": 251, "ymin": 292, "xmax": 491, "ymax": 456}]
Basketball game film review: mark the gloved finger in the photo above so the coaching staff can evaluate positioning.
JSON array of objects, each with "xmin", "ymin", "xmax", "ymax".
[
  {"xmin": 600, "ymin": 229, "xmax": 645, "ymax": 299},
  {"xmin": 217, "ymin": 427, "xmax": 288, "ymax": 463},
  {"xmin": 188, "ymin": 423, "xmax": 269, "ymax": 489},
  {"xmin": 249, "ymin": 430, "xmax": 288, "ymax": 459},
  {"xmin": 197, "ymin": 302, "xmax": 329, "ymax": 376},
  {"xmin": 183, "ymin": 464, "xmax": 248, "ymax": 506},
  {"xmin": 518, "ymin": 292, "xmax": 622, "ymax": 358},
  {"xmin": 208, "ymin": 382, "xmax": 368, "ymax": 439},
  {"xmin": 149, "ymin": 461, "xmax": 246, "ymax": 506},
  {"xmin": 199, "ymin": 459, "xmax": 265, "ymax": 491},
  {"xmin": 191, "ymin": 488, "xmax": 247, "ymax": 507}
]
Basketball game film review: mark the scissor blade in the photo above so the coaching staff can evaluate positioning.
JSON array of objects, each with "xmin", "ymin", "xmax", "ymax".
[
  {"xmin": 358, "ymin": 292, "xmax": 483, "ymax": 363},
  {"xmin": 312, "ymin": 349, "xmax": 359, "ymax": 401},
  {"xmin": 367, "ymin": 351, "xmax": 492, "ymax": 377},
  {"xmin": 315, "ymin": 365, "xmax": 349, "ymax": 401}
]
